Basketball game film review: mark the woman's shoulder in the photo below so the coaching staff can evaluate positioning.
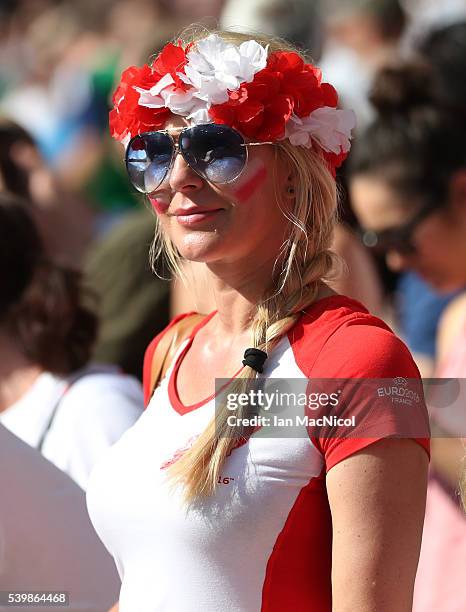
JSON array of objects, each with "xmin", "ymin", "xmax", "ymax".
[
  {"xmin": 289, "ymin": 294, "xmax": 392, "ymax": 350},
  {"xmin": 289, "ymin": 294, "xmax": 418, "ymax": 379},
  {"xmin": 142, "ymin": 312, "xmax": 210, "ymax": 405},
  {"xmin": 144, "ymin": 311, "xmax": 202, "ymax": 356}
]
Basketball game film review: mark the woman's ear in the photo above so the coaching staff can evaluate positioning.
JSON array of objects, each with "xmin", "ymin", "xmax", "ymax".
[
  {"xmin": 284, "ymin": 174, "xmax": 294, "ymax": 198},
  {"xmin": 284, "ymin": 173, "xmax": 297, "ymax": 199},
  {"xmin": 275, "ymin": 147, "xmax": 295, "ymax": 200}
]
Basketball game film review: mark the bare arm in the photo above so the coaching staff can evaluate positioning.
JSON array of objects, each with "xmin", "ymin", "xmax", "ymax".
[{"xmin": 327, "ymin": 439, "xmax": 429, "ymax": 612}]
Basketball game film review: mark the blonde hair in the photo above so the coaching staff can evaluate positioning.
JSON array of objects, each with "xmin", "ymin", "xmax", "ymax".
[{"xmin": 149, "ymin": 28, "xmax": 339, "ymax": 503}]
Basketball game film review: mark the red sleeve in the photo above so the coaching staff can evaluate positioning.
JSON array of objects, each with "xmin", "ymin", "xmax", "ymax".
[
  {"xmin": 142, "ymin": 312, "xmax": 197, "ymax": 407},
  {"xmin": 308, "ymin": 321, "xmax": 431, "ymax": 472}
]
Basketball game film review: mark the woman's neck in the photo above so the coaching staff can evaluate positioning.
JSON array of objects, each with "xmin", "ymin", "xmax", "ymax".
[
  {"xmin": 206, "ymin": 256, "xmax": 278, "ymax": 336},
  {"xmin": 205, "ymin": 256, "xmax": 336, "ymax": 337},
  {"xmin": 0, "ymin": 333, "xmax": 43, "ymax": 413}
]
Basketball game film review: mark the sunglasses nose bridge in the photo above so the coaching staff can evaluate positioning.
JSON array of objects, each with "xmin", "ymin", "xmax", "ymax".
[
  {"xmin": 168, "ymin": 139, "xmax": 206, "ymax": 191},
  {"xmin": 171, "ymin": 141, "xmax": 194, "ymax": 173},
  {"xmin": 158, "ymin": 135, "xmax": 196, "ymax": 188}
]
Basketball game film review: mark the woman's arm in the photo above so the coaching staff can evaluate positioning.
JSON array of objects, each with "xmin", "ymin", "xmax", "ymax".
[{"xmin": 327, "ymin": 438, "xmax": 429, "ymax": 612}]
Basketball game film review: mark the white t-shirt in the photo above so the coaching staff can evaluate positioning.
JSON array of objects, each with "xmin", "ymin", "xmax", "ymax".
[
  {"xmin": 86, "ymin": 298, "xmax": 430, "ymax": 612},
  {"xmin": 0, "ymin": 365, "xmax": 143, "ymax": 490},
  {"xmin": 0, "ymin": 424, "xmax": 120, "ymax": 612}
]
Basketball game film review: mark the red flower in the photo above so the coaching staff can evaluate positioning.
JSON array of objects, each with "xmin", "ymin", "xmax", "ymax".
[
  {"xmin": 209, "ymin": 66, "xmax": 292, "ymax": 141},
  {"xmin": 109, "ymin": 64, "xmax": 170, "ymax": 142},
  {"xmin": 109, "ymin": 43, "xmax": 345, "ymax": 161},
  {"xmin": 322, "ymin": 149, "xmax": 348, "ymax": 178},
  {"xmin": 152, "ymin": 41, "xmax": 190, "ymax": 91},
  {"xmin": 209, "ymin": 51, "xmax": 339, "ymax": 142},
  {"xmin": 109, "ymin": 42, "xmax": 193, "ymax": 142}
]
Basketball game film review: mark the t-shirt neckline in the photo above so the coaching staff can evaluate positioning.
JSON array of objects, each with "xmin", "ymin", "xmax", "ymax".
[
  {"xmin": 167, "ymin": 294, "xmax": 365, "ymax": 416},
  {"xmin": 168, "ymin": 310, "xmax": 246, "ymax": 415}
]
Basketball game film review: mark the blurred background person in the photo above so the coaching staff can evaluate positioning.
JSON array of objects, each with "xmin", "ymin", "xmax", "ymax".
[
  {"xmin": 0, "ymin": 118, "xmax": 95, "ymax": 268},
  {"xmin": 319, "ymin": 0, "xmax": 408, "ymax": 129},
  {"xmin": 389, "ymin": 17, "xmax": 466, "ymax": 377},
  {"xmin": 401, "ymin": 0, "xmax": 466, "ymax": 47},
  {"xmin": 84, "ymin": 206, "xmax": 171, "ymax": 380},
  {"xmin": 348, "ymin": 61, "xmax": 466, "ymax": 612},
  {"xmin": 0, "ymin": 118, "xmax": 171, "ymax": 382},
  {"xmin": 0, "ymin": 192, "xmax": 143, "ymax": 490},
  {"xmin": 0, "ymin": 423, "xmax": 120, "ymax": 611},
  {"xmin": 220, "ymin": 0, "xmax": 323, "ymax": 59},
  {"xmin": 412, "ymin": 20, "xmax": 466, "ymax": 379},
  {"xmin": 0, "ymin": 0, "xmax": 184, "ymax": 229}
]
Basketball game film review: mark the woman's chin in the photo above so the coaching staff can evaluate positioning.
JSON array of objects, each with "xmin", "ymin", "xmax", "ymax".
[{"xmin": 175, "ymin": 234, "xmax": 226, "ymax": 264}]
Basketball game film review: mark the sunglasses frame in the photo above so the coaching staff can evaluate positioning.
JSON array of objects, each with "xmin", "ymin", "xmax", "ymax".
[
  {"xmin": 358, "ymin": 199, "xmax": 442, "ymax": 256},
  {"xmin": 125, "ymin": 124, "xmax": 273, "ymax": 194}
]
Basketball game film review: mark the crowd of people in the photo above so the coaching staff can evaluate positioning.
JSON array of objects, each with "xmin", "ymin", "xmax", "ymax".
[{"xmin": 1, "ymin": 1, "xmax": 465, "ymax": 611}]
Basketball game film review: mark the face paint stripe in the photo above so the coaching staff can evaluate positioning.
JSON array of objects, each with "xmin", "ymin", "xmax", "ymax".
[
  {"xmin": 149, "ymin": 197, "xmax": 169, "ymax": 214},
  {"xmin": 234, "ymin": 164, "xmax": 267, "ymax": 202}
]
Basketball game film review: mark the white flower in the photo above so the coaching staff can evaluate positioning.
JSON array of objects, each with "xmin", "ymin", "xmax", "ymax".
[
  {"xmin": 136, "ymin": 73, "xmax": 202, "ymax": 117},
  {"xmin": 187, "ymin": 106, "xmax": 211, "ymax": 124},
  {"xmin": 134, "ymin": 73, "xmax": 173, "ymax": 108},
  {"xmin": 285, "ymin": 107, "xmax": 356, "ymax": 153},
  {"xmin": 131, "ymin": 35, "xmax": 268, "ymax": 121},
  {"xmin": 161, "ymin": 87, "xmax": 202, "ymax": 116},
  {"xmin": 181, "ymin": 34, "xmax": 268, "ymax": 106},
  {"xmin": 237, "ymin": 39, "xmax": 269, "ymax": 82}
]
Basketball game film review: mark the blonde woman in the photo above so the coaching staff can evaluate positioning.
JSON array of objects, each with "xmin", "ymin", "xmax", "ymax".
[{"xmin": 87, "ymin": 30, "xmax": 430, "ymax": 612}]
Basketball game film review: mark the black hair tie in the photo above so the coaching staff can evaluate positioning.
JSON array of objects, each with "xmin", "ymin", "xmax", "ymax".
[{"xmin": 242, "ymin": 348, "xmax": 268, "ymax": 373}]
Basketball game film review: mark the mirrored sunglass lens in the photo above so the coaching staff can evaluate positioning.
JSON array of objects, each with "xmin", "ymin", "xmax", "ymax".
[
  {"xmin": 180, "ymin": 125, "xmax": 246, "ymax": 183},
  {"xmin": 126, "ymin": 134, "xmax": 172, "ymax": 193}
]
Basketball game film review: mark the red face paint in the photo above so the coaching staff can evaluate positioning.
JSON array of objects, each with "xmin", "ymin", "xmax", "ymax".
[
  {"xmin": 148, "ymin": 197, "xmax": 169, "ymax": 214},
  {"xmin": 233, "ymin": 163, "xmax": 267, "ymax": 202}
]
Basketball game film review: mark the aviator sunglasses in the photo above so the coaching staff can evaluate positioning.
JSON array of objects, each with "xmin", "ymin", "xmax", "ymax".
[
  {"xmin": 358, "ymin": 200, "xmax": 441, "ymax": 256},
  {"xmin": 125, "ymin": 123, "xmax": 271, "ymax": 194}
]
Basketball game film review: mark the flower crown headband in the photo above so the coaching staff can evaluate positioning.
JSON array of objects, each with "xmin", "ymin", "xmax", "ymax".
[{"xmin": 110, "ymin": 34, "xmax": 356, "ymax": 177}]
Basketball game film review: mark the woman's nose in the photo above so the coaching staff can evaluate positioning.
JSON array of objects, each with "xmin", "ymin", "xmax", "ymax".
[{"xmin": 168, "ymin": 152, "xmax": 204, "ymax": 193}]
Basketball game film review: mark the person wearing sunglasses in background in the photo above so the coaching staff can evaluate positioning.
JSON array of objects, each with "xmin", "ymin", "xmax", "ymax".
[
  {"xmin": 87, "ymin": 30, "xmax": 430, "ymax": 612},
  {"xmin": 349, "ymin": 62, "xmax": 466, "ymax": 611}
]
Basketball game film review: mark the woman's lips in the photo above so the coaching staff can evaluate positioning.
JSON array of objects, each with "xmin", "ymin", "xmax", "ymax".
[{"xmin": 174, "ymin": 208, "xmax": 223, "ymax": 226}]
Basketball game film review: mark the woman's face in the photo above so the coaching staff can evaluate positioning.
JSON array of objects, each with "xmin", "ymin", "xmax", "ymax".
[
  {"xmin": 147, "ymin": 116, "xmax": 292, "ymax": 268},
  {"xmin": 350, "ymin": 174, "xmax": 466, "ymax": 292}
]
